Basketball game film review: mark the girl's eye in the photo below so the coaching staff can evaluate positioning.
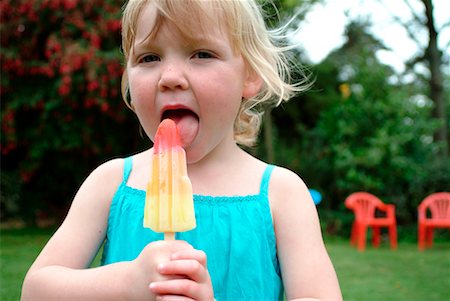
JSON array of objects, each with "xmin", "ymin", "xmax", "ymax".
[
  {"xmin": 140, "ymin": 54, "xmax": 160, "ymax": 63},
  {"xmin": 193, "ymin": 51, "xmax": 215, "ymax": 59}
]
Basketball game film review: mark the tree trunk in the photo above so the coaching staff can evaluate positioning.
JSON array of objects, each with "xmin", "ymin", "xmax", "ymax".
[
  {"xmin": 422, "ymin": 0, "xmax": 448, "ymax": 159},
  {"xmin": 264, "ymin": 109, "xmax": 275, "ymax": 163}
]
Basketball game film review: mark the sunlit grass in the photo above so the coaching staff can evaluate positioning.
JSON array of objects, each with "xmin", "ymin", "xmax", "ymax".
[
  {"xmin": 1, "ymin": 228, "xmax": 449, "ymax": 300},
  {"xmin": 325, "ymin": 237, "xmax": 450, "ymax": 301},
  {"xmin": 0, "ymin": 228, "xmax": 55, "ymax": 300}
]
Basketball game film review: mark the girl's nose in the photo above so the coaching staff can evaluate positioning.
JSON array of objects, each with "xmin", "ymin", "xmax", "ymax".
[{"xmin": 158, "ymin": 65, "xmax": 189, "ymax": 92}]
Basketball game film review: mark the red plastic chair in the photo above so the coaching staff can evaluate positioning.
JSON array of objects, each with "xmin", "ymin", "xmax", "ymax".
[
  {"xmin": 345, "ymin": 192, "xmax": 397, "ymax": 251},
  {"xmin": 418, "ymin": 192, "xmax": 450, "ymax": 250}
]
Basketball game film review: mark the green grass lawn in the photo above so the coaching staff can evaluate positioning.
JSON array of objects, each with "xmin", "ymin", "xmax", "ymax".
[
  {"xmin": 0, "ymin": 228, "xmax": 56, "ymax": 300},
  {"xmin": 325, "ymin": 236, "xmax": 450, "ymax": 301},
  {"xmin": 1, "ymin": 228, "xmax": 449, "ymax": 300}
]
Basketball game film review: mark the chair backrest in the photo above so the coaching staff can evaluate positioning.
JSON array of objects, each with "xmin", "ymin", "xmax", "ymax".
[
  {"xmin": 418, "ymin": 192, "xmax": 450, "ymax": 220},
  {"xmin": 345, "ymin": 192, "xmax": 384, "ymax": 221}
]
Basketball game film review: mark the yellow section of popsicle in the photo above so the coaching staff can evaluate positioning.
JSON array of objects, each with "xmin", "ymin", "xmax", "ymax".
[{"xmin": 144, "ymin": 119, "xmax": 196, "ymax": 235}]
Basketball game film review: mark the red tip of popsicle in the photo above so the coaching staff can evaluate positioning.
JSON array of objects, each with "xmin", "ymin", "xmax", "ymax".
[{"xmin": 154, "ymin": 119, "xmax": 182, "ymax": 153}]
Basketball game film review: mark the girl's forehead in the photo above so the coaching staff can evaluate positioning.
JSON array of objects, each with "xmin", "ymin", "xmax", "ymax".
[{"xmin": 135, "ymin": 1, "xmax": 230, "ymax": 46}]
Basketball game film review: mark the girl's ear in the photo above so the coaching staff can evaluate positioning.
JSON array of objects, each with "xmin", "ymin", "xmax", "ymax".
[{"xmin": 242, "ymin": 68, "xmax": 263, "ymax": 99}]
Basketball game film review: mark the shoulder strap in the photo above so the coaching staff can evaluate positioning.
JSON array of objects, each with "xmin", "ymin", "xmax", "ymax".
[
  {"xmin": 260, "ymin": 164, "xmax": 275, "ymax": 196},
  {"xmin": 123, "ymin": 156, "xmax": 133, "ymax": 183}
]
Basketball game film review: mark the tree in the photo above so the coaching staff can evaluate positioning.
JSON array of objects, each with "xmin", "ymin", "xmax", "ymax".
[
  {"xmin": 380, "ymin": 0, "xmax": 449, "ymax": 159},
  {"xmin": 421, "ymin": 0, "xmax": 448, "ymax": 159},
  {"xmin": 1, "ymin": 0, "xmax": 145, "ymax": 225},
  {"xmin": 270, "ymin": 19, "xmax": 448, "ymax": 226},
  {"xmin": 258, "ymin": 0, "xmax": 321, "ymax": 162}
]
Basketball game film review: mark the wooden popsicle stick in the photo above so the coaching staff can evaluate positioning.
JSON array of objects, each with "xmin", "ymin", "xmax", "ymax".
[{"xmin": 164, "ymin": 232, "xmax": 175, "ymax": 240}]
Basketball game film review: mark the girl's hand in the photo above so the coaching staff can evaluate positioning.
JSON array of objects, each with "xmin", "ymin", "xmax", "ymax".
[
  {"xmin": 148, "ymin": 248, "xmax": 214, "ymax": 301},
  {"xmin": 131, "ymin": 240, "xmax": 196, "ymax": 300}
]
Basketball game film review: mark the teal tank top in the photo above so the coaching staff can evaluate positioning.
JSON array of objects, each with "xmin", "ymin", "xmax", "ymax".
[{"xmin": 101, "ymin": 157, "xmax": 283, "ymax": 300}]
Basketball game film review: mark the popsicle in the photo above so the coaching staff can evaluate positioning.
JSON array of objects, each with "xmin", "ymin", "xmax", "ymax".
[{"xmin": 144, "ymin": 119, "xmax": 196, "ymax": 240}]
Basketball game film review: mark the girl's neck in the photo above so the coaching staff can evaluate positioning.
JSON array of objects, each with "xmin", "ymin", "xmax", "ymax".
[{"xmin": 187, "ymin": 144, "xmax": 264, "ymax": 196}]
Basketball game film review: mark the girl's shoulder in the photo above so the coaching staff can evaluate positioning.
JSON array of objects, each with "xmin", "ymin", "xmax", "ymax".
[
  {"xmin": 269, "ymin": 165, "xmax": 305, "ymax": 188},
  {"xmin": 79, "ymin": 157, "xmax": 127, "ymax": 201},
  {"xmin": 90, "ymin": 157, "xmax": 126, "ymax": 181},
  {"xmin": 90, "ymin": 149, "xmax": 151, "ymax": 185},
  {"xmin": 268, "ymin": 165, "xmax": 312, "ymax": 206}
]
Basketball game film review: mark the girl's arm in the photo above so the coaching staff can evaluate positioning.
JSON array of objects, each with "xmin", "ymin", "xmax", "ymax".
[
  {"xmin": 270, "ymin": 167, "xmax": 343, "ymax": 301},
  {"xmin": 21, "ymin": 159, "xmax": 160, "ymax": 301}
]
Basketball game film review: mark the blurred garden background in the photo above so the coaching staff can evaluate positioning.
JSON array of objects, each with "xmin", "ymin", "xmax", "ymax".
[{"xmin": 1, "ymin": 0, "xmax": 449, "ymax": 300}]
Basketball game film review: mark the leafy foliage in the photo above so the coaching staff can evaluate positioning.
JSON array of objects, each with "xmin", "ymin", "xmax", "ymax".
[
  {"xmin": 267, "ymin": 19, "xmax": 449, "ymax": 225},
  {"xmin": 1, "ymin": 0, "xmax": 145, "ymax": 224},
  {"xmin": 1, "ymin": 1, "xmax": 448, "ymax": 230}
]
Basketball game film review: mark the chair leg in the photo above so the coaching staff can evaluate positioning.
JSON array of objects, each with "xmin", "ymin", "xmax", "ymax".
[
  {"xmin": 418, "ymin": 224, "xmax": 425, "ymax": 250},
  {"xmin": 350, "ymin": 222, "xmax": 357, "ymax": 246},
  {"xmin": 426, "ymin": 227, "xmax": 434, "ymax": 248},
  {"xmin": 372, "ymin": 226, "xmax": 381, "ymax": 248},
  {"xmin": 357, "ymin": 225, "xmax": 367, "ymax": 251},
  {"xmin": 389, "ymin": 224, "xmax": 397, "ymax": 250}
]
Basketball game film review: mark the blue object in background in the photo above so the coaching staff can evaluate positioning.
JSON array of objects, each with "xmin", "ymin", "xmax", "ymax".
[{"xmin": 309, "ymin": 189, "xmax": 322, "ymax": 205}]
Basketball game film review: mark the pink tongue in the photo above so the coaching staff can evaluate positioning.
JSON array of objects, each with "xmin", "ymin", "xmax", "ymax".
[{"xmin": 173, "ymin": 114, "xmax": 198, "ymax": 147}]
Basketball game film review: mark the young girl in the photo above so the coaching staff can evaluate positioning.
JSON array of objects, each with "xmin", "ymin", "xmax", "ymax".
[{"xmin": 22, "ymin": 0, "xmax": 342, "ymax": 300}]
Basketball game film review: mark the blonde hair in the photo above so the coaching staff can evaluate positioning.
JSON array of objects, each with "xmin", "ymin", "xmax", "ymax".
[{"xmin": 121, "ymin": 0, "xmax": 308, "ymax": 147}]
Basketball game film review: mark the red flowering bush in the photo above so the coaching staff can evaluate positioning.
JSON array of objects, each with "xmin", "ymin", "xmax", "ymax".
[{"xmin": 1, "ymin": 0, "xmax": 144, "ymax": 224}]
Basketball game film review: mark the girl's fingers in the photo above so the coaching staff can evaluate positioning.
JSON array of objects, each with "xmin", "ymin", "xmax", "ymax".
[
  {"xmin": 149, "ymin": 247, "xmax": 213, "ymax": 300},
  {"xmin": 170, "ymin": 249, "xmax": 207, "ymax": 267},
  {"xmin": 149, "ymin": 279, "xmax": 204, "ymax": 300},
  {"xmin": 157, "ymin": 259, "xmax": 208, "ymax": 283},
  {"xmin": 155, "ymin": 295, "xmax": 193, "ymax": 301}
]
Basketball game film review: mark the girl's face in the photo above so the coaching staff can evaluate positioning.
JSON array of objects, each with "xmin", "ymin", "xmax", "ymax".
[{"xmin": 126, "ymin": 3, "xmax": 261, "ymax": 164}]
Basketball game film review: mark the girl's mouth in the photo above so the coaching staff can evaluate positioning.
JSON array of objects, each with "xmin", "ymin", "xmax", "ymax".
[
  {"xmin": 161, "ymin": 109, "xmax": 199, "ymax": 148},
  {"xmin": 161, "ymin": 108, "xmax": 197, "ymax": 123}
]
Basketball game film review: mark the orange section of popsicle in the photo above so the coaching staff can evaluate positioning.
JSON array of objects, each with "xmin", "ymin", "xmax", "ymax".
[{"xmin": 144, "ymin": 119, "xmax": 196, "ymax": 239}]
